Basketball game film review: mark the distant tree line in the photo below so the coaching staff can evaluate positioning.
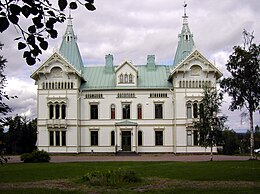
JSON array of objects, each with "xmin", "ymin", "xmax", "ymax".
[
  {"xmin": 220, "ymin": 125, "xmax": 260, "ymax": 155},
  {"xmin": 0, "ymin": 115, "xmax": 37, "ymax": 155}
]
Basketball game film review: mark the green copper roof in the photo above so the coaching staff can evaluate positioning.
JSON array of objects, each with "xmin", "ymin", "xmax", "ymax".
[
  {"xmin": 59, "ymin": 16, "xmax": 84, "ymax": 71},
  {"xmin": 173, "ymin": 15, "xmax": 195, "ymax": 66},
  {"xmin": 80, "ymin": 64, "xmax": 172, "ymax": 90}
]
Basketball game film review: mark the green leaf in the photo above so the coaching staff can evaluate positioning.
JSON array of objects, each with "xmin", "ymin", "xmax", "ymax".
[
  {"xmin": 9, "ymin": 4, "xmax": 21, "ymax": 15},
  {"xmin": 28, "ymin": 25, "xmax": 36, "ymax": 33},
  {"xmin": 8, "ymin": 14, "xmax": 19, "ymax": 24},
  {"xmin": 26, "ymin": 55, "xmax": 36, "ymax": 66},
  {"xmin": 69, "ymin": 2, "xmax": 78, "ymax": 10},
  {"xmin": 0, "ymin": 16, "xmax": 10, "ymax": 33},
  {"xmin": 85, "ymin": 3, "xmax": 96, "ymax": 11},
  {"xmin": 18, "ymin": 42, "xmax": 26, "ymax": 50},
  {"xmin": 40, "ymin": 41, "xmax": 48, "ymax": 50},
  {"xmin": 58, "ymin": 0, "xmax": 68, "ymax": 11}
]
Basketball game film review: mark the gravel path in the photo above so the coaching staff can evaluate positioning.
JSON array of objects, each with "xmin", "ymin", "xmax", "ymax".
[{"xmin": 6, "ymin": 154, "xmax": 251, "ymax": 163}]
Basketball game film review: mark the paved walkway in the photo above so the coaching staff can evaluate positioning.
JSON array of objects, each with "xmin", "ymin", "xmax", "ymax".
[{"xmin": 6, "ymin": 154, "xmax": 251, "ymax": 163}]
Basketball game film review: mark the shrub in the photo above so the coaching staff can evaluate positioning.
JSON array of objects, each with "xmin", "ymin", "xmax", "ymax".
[
  {"xmin": 82, "ymin": 169, "xmax": 141, "ymax": 186},
  {"xmin": 21, "ymin": 150, "xmax": 50, "ymax": 163}
]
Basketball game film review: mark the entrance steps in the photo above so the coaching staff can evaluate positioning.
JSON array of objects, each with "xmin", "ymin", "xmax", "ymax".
[{"xmin": 116, "ymin": 151, "xmax": 139, "ymax": 156}]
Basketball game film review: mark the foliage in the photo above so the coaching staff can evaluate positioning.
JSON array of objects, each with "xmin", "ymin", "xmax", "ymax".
[
  {"xmin": 0, "ymin": 42, "xmax": 14, "ymax": 164},
  {"xmin": 0, "ymin": 0, "xmax": 96, "ymax": 65},
  {"xmin": 222, "ymin": 129, "xmax": 240, "ymax": 155},
  {"xmin": 4, "ymin": 115, "xmax": 37, "ymax": 154},
  {"xmin": 220, "ymin": 30, "xmax": 260, "ymax": 159},
  {"xmin": 193, "ymin": 86, "xmax": 227, "ymax": 160},
  {"xmin": 82, "ymin": 168, "xmax": 141, "ymax": 186},
  {"xmin": 20, "ymin": 149, "xmax": 50, "ymax": 163}
]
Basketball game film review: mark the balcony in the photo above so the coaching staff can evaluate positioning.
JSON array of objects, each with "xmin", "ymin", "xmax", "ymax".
[{"xmin": 47, "ymin": 119, "xmax": 67, "ymax": 129}]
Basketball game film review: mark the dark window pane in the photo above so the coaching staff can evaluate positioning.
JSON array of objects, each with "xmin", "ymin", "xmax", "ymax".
[
  {"xmin": 111, "ymin": 104, "xmax": 115, "ymax": 119},
  {"xmin": 138, "ymin": 131, "xmax": 142, "ymax": 146},
  {"xmin": 49, "ymin": 105, "xmax": 54, "ymax": 119},
  {"xmin": 194, "ymin": 130, "xmax": 198, "ymax": 146},
  {"xmin": 91, "ymin": 105, "xmax": 98, "ymax": 119},
  {"xmin": 61, "ymin": 105, "xmax": 66, "ymax": 119},
  {"xmin": 50, "ymin": 131, "xmax": 54, "ymax": 146},
  {"xmin": 111, "ymin": 131, "xmax": 115, "ymax": 146},
  {"xmin": 56, "ymin": 131, "xmax": 60, "ymax": 146},
  {"xmin": 122, "ymin": 103, "xmax": 130, "ymax": 119},
  {"xmin": 91, "ymin": 131, "xmax": 98, "ymax": 146},
  {"xmin": 137, "ymin": 104, "xmax": 142, "ymax": 119},
  {"xmin": 155, "ymin": 104, "xmax": 163, "ymax": 119},
  {"xmin": 155, "ymin": 131, "xmax": 163, "ymax": 145},
  {"xmin": 55, "ymin": 104, "xmax": 60, "ymax": 119},
  {"xmin": 62, "ymin": 131, "xmax": 66, "ymax": 146},
  {"xmin": 193, "ymin": 103, "xmax": 198, "ymax": 118}
]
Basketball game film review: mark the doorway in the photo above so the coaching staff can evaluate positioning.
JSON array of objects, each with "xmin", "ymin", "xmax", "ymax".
[{"xmin": 121, "ymin": 131, "xmax": 131, "ymax": 151}]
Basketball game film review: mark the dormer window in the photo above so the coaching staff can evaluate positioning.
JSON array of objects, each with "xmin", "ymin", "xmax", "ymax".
[
  {"xmin": 120, "ymin": 74, "xmax": 123, "ymax": 83},
  {"xmin": 124, "ymin": 74, "xmax": 128, "ymax": 83},
  {"xmin": 129, "ymin": 74, "xmax": 133, "ymax": 83},
  {"xmin": 185, "ymin": 35, "xmax": 189, "ymax": 40}
]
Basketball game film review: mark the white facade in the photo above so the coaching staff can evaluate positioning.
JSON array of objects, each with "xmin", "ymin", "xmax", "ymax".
[{"xmin": 31, "ymin": 13, "xmax": 222, "ymax": 154}]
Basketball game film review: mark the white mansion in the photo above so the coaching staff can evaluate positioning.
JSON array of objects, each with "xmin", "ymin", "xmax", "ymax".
[{"xmin": 31, "ymin": 11, "xmax": 222, "ymax": 154}]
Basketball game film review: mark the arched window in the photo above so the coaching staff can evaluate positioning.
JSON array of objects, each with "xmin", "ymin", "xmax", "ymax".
[
  {"xmin": 111, "ymin": 131, "xmax": 115, "ymax": 146},
  {"xmin": 193, "ymin": 103, "xmax": 198, "ymax": 118},
  {"xmin": 49, "ymin": 104, "xmax": 54, "ymax": 119},
  {"xmin": 120, "ymin": 74, "xmax": 123, "ymax": 83},
  {"xmin": 179, "ymin": 81, "xmax": 182, "ymax": 88},
  {"xmin": 61, "ymin": 104, "xmax": 66, "ymax": 119},
  {"xmin": 137, "ymin": 104, "xmax": 142, "ymax": 119},
  {"xmin": 111, "ymin": 104, "xmax": 115, "ymax": 119},
  {"xmin": 71, "ymin": 82, "xmax": 73, "ymax": 89},
  {"xmin": 55, "ymin": 104, "xmax": 60, "ymax": 119},
  {"xmin": 187, "ymin": 103, "xmax": 192, "ymax": 119},
  {"xmin": 124, "ymin": 74, "xmax": 128, "ymax": 83},
  {"xmin": 138, "ymin": 131, "xmax": 142, "ymax": 146},
  {"xmin": 129, "ymin": 74, "xmax": 133, "ymax": 83}
]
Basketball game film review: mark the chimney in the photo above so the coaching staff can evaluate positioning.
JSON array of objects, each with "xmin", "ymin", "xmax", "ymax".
[
  {"xmin": 147, "ymin": 55, "xmax": 156, "ymax": 70},
  {"xmin": 105, "ymin": 54, "xmax": 114, "ymax": 73}
]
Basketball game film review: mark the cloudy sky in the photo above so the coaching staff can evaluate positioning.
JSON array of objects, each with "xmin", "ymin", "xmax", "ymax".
[{"xmin": 1, "ymin": 0, "xmax": 260, "ymax": 132}]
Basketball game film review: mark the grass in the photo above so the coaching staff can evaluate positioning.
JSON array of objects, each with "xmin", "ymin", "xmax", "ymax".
[{"xmin": 0, "ymin": 160, "xmax": 260, "ymax": 193}]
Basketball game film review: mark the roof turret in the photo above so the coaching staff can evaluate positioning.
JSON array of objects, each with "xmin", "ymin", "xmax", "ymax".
[
  {"xmin": 59, "ymin": 15, "xmax": 84, "ymax": 71},
  {"xmin": 173, "ymin": 3, "xmax": 195, "ymax": 66}
]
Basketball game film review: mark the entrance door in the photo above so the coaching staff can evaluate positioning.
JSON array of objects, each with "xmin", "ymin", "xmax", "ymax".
[{"xmin": 121, "ymin": 131, "xmax": 131, "ymax": 151}]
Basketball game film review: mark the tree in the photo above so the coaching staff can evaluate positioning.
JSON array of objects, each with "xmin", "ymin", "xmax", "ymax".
[
  {"xmin": 222, "ymin": 129, "xmax": 240, "ymax": 155},
  {"xmin": 0, "ymin": 42, "xmax": 13, "ymax": 164},
  {"xmin": 220, "ymin": 30, "xmax": 260, "ymax": 159},
  {"xmin": 0, "ymin": 0, "xmax": 96, "ymax": 65},
  {"xmin": 194, "ymin": 86, "xmax": 227, "ymax": 161},
  {"xmin": 4, "ymin": 115, "xmax": 37, "ymax": 154}
]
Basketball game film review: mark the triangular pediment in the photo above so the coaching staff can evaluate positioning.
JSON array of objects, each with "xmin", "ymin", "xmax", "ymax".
[
  {"xmin": 31, "ymin": 51, "xmax": 82, "ymax": 80},
  {"xmin": 115, "ymin": 61, "xmax": 137, "ymax": 73},
  {"xmin": 170, "ymin": 50, "xmax": 222, "ymax": 79}
]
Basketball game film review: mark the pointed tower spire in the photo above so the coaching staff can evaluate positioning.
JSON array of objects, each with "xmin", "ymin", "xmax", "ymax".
[
  {"xmin": 173, "ymin": 2, "xmax": 196, "ymax": 66},
  {"xmin": 59, "ymin": 14, "xmax": 84, "ymax": 71}
]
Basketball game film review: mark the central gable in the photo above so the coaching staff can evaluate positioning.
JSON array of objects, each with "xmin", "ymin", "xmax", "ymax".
[
  {"xmin": 170, "ymin": 50, "xmax": 222, "ymax": 80},
  {"xmin": 115, "ymin": 61, "xmax": 138, "ymax": 87}
]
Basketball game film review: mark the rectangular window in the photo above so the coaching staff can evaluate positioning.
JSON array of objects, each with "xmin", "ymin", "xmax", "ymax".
[
  {"xmin": 90, "ymin": 104, "xmax": 98, "ymax": 119},
  {"xmin": 111, "ymin": 131, "xmax": 115, "ymax": 146},
  {"xmin": 49, "ymin": 131, "xmax": 54, "ymax": 146},
  {"xmin": 49, "ymin": 105, "xmax": 54, "ymax": 119},
  {"xmin": 55, "ymin": 131, "xmax": 60, "ymax": 146},
  {"xmin": 122, "ymin": 103, "xmax": 131, "ymax": 119},
  {"xmin": 155, "ymin": 131, "xmax": 163, "ymax": 146},
  {"xmin": 193, "ymin": 130, "xmax": 198, "ymax": 146},
  {"xmin": 138, "ymin": 131, "xmax": 143, "ymax": 146},
  {"xmin": 155, "ymin": 104, "xmax": 163, "ymax": 119},
  {"xmin": 187, "ymin": 130, "xmax": 192, "ymax": 146},
  {"xmin": 91, "ymin": 131, "xmax": 98, "ymax": 146},
  {"xmin": 62, "ymin": 131, "xmax": 66, "ymax": 146}
]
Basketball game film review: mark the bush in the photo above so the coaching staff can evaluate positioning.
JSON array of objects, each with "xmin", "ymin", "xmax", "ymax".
[
  {"xmin": 21, "ymin": 150, "xmax": 50, "ymax": 163},
  {"xmin": 82, "ymin": 169, "xmax": 141, "ymax": 186}
]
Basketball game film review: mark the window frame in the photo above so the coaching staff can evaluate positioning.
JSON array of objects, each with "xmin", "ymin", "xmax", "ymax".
[
  {"xmin": 155, "ymin": 130, "xmax": 163, "ymax": 146},
  {"xmin": 137, "ymin": 104, "xmax": 142, "ymax": 119},
  {"xmin": 122, "ymin": 103, "xmax": 131, "ymax": 119},
  {"xmin": 155, "ymin": 103, "xmax": 163, "ymax": 119},
  {"xmin": 90, "ymin": 104, "xmax": 99, "ymax": 120},
  {"xmin": 90, "ymin": 130, "xmax": 99, "ymax": 146}
]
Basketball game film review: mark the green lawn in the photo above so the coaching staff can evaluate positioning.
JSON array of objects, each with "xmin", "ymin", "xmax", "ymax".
[{"xmin": 0, "ymin": 160, "xmax": 260, "ymax": 193}]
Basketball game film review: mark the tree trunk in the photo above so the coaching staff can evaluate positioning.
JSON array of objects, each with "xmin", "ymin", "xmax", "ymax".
[
  {"xmin": 210, "ymin": 145, "xmax": 213, "ymax": 161},
  {"xmin": 249, "ymin": 110, "xmax": 254, "ymax": 159}
]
